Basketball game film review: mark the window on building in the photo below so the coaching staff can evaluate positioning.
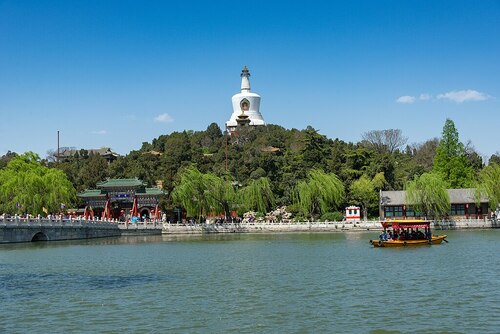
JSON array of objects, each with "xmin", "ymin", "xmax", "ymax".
[
  {"xmin": 449, "ymin": 204, "xmax": 465, "ymax": 215},
  {"xmin": 405, "ymin": 207, "xmax": 423, "ymax": 217},
  {"xmin": 384, "ymin": 206, "xmax": 403, "ymax": 217},
  {"xmin": 406, "ymin": 207, "xmax": 415, "ymax": 217}
]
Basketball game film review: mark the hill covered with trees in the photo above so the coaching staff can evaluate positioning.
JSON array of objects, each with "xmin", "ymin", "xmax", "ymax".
[{"xmin": 1, "ymin": 119, "xmax": 498, "ymax": 220}]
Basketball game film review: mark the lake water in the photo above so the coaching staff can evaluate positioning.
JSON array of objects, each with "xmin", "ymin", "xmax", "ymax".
[{"xmin": 1, "ymin": 230, "xmax": 499, "ymax": 333}]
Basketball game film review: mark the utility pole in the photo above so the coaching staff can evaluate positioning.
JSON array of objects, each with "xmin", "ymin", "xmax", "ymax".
[
  {"xmin": 225, "ymin": 125, "xmax": 228, "ymax": 173},
  {"xmin": 57, "ymin": 130, "xmax": 60, "ymax": 163}
]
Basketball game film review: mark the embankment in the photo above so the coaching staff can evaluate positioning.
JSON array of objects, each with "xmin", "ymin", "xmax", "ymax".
[{"xmin": 162, "ymin": 219, "xmax": 498, "ymax": 234}]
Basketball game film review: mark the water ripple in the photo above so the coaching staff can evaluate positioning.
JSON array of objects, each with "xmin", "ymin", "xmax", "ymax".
[{"xmin": 0, "ymin": 231, "xmax": 499, "ymax": 333}]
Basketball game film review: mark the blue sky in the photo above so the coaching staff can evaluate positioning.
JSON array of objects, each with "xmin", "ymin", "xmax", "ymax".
[{"xmin": 1, "ymin": 0, "xmax": 499, "ymax": 159}]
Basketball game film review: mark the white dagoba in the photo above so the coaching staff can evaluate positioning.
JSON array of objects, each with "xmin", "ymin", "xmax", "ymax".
[{"xmin": 226, "ymin": 66, "xmax": 265, "ymax": 131}]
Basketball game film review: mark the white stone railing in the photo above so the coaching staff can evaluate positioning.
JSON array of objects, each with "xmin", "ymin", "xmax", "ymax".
[
  {"xmin": 162, "ymin": 218, "xmax": 497, "ymax": 234},
  {"xmin": 0, "ymin": 215, "xmax": 118, "ymax": 228},
  {"xmin": 117, "ymin": 221, "xmax": 162, "ymax": 230}
]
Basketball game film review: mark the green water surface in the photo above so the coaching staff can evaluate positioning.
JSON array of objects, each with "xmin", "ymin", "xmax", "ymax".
[{"xmin": 1, "ymin": 230, "xmax": 499, "ymax": 333}]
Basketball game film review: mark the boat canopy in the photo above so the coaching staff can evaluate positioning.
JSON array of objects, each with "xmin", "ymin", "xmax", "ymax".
[{"xmin": 382, "ymin": 219, "xmax": 431, "ymax": 229}]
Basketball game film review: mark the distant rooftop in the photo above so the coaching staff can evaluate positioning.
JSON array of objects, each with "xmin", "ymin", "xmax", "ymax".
[
  {"xmin": 59, "ymin": 147, "xmax": 118, "ymax": 156},
  {"xmin": 78, "ymin": 178, "xmax": 166, "ymax": 198},
  {"xmin": 96, "ymin": 178, "xmax": 146, "ymax": 188}
]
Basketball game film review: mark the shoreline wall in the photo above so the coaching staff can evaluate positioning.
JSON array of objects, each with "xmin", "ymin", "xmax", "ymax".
[{"xmin": 162, "ymin": 219, "xmax": 498, "ymax": 235}]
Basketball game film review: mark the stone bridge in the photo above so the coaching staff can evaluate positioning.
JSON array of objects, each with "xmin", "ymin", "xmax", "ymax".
[{"xmin": 0, "ymin": 216, "xmax": 162, "ymax": 243}]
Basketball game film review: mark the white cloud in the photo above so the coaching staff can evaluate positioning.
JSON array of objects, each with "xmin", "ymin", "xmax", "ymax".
[
  {"xmin": 419, "ymin": 93, "xmax": 432, "ymax": 101},
  {"xmin": 396, "ymin": 95, "xmax": 416, "ymax": 104},
  {"xmin": 91, "ymin": 130, "xmax": 107, "ymax": 135},
  {"xmin": 154, "ymin": 113, "xmax": 174, "ymax": 123},
  {"xmin": 437, "ymin": 90, "xmax": 490, "ymax": 103}
]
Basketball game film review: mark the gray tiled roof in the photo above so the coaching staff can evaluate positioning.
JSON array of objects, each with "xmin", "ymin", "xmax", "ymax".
[
  {"xmin": 380, "ymin": 188, "xmax": 489, "ymax": 206},
  {"xmin": 380, "ymin": 191, "xmax": 406, "ymax": 206},
  {"xmin": 59, "ymin": 148, "xmax": 118, "ymax": 158},
  {"xmin": 448, "ymin": 188, "xmax": 488, "ymax": 204}
]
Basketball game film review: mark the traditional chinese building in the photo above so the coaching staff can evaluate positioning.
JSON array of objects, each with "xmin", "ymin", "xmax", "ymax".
[
  {"xmin": 59, "ymin": 147, "xmax": 119, "ymax": 164},
  {"xmin": 379, "ymin": 188, "xmax": 490, "ymax": 220},
  {"xmin": 78, "ymin": 178, "xmax": 164, "ymax": 220},
  {"xmin": 226, "ymin": 66, "xmax": 265, "ymax": 132}
]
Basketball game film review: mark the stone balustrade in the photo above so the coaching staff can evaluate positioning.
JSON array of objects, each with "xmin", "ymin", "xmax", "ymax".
[
  {"xmin": 0, "ymin": 215, "xmax": 119, "ymax": 228},
  {"xmin": 0, "ymin": 215, "xmax": 162, "ymax": 243},
  {"xmin": 161, "ymin": 218, "xmax": 497, "ymax": 234}
]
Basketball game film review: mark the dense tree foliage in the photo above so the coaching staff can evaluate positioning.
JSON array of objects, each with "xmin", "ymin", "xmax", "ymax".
[
  {"xmin": 171, "ymin": 167, "xmax": 235, "ymax": 221},
  {"xmin": 489, "ymin": 153, "xmax": 500, "ymax": 165},
  {"xmin": 294, "ymin": 169, "xmax": 344, "ymax": 220},
  {"xmin": 433, "ymin": 119, "xmax": 474, "ymax": 188},
  {"xmin": 238, "ymin": 177, "xmax": 275, "ymax": 214},
  {"xmin": 476, "ymin": 163, "xmax": 500, "ymax": 210},
  {"xmin": 350, "ymin": 172, "xmax": 386, "ymax": 220},
  {"xmin": 1, "ymin": 118, "xmax": 495, "ymax": 218},
  {"xmin": 0, "ymin": 152, "xmax": 76, "ymax": 215}
]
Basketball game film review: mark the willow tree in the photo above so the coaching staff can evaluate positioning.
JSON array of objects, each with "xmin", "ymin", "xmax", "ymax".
[
  {"xmin": 405, "ymin": 173, "xmax": 450, "ymax": 219},
  {"xmin": 295, "ymin": 169, "xmax": 344, "ymax": 221},
  {"xmin": 171, "ymin": 167, "xmax": 236, "ymax": 222},
  {"xmin": 238, "ymin": 177, "xmax": 275, "ymax": 214},
  {"xmin": 476, "ymin": 163, "xmax": 500, "ymax": 210},
  {"xmin": 207, "ymin": 173, "xmax": 237, "ymax": 220},
  {"xmin": 0, "ymin": 152, "xmax": 76, "ymax": 215}
]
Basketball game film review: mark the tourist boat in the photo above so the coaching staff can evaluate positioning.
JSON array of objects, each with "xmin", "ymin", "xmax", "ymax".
[{"xmin": 370, "ymin": 219, "xmax": 447, "ymax": 247}]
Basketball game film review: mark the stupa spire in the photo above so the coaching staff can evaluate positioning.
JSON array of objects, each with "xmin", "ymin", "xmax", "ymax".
[
  {"xmin": 240, "ymin": 65, "xmax": 251, "ymax": 92},
  {"xmin": 226, "ymin": 65, "xmax": 265, "ymax": 132}
]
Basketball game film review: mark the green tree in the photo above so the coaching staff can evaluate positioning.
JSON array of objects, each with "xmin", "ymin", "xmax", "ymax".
[
  {"xmin": 350, "ymin": 172, "xmax": 386, "ymax": 220},
  {"xmin": 77, "ymin": 154, "xmax": 109, "ymax": 191},
  {"xmin": 0, "ymin": 151, "xmax": 18, "ymax": 169},
  {"xmin": 171, "ymin": 167, "xmax": 236, "ymax": 221},
  {"xmin": 405, "ymin": 173, "xmax": 450, "ymax": 218},
  {"xmin": 350, "ymin": 175, "xmax": 375, "ymax": 221},
  {"xmin": 238, "ymin": 177, "xmax": 275, "ymax": 214},
  {"xmin": 488, "ymin": 153, "xmax": 500, "ymax": 165},
  {"xmin": 0, "ymin": 152, "xmax": 76, "ymax": 215},
  {"xmin": 476, "ymin": 163, "xmax": 500, "ymax": 210},
  {"xmin": 301, "ymin": 126, "xmax": 331, "ymax": 169},
  {"xmin": 207, "ymin": 174, "xmax": 237, "ymax": 220},
  {"xmin": 433, "ymin": 119, "xmax": 473, "ymax": 188},
  {"xmin": 295, "ymin": 169, "xmax": 344, "ymax": 220}
]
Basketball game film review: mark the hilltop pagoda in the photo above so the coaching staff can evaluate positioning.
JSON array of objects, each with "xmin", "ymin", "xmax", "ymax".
[{"xmin": 226, "ymin": 66, "xmax": 265, "ymax": 132}]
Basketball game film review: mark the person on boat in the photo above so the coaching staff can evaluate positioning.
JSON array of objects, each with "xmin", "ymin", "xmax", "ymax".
[
  {"xmin": 387, "ymin": 230, "xmax": 393, "ymax": 240},
  {"xmin": 379, "ymin": 230, "xmax": 389, "ymax": 241},
  {"xmin": 425, "ymin": 227, "xmax": 432, "ymax": 240},
  {"xmin": 392, "ymin": 229, "xmax": 399, "ymax": 240}
]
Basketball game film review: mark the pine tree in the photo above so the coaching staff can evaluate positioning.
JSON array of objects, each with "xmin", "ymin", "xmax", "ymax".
[{"xmin": 433, "ymin": 119, "xmax": 473, "ymax": 188}]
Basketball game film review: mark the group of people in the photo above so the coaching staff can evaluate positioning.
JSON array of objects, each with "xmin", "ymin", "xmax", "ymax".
[{"xmin": 379, "ymin": 228, "xmax": 432, "ymax": 241}]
